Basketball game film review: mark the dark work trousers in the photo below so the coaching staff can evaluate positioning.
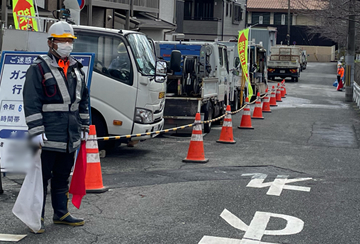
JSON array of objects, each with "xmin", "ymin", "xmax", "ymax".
[{"xmin": 41, "ymin": 150, "xmax": 75, "ymax": 215}]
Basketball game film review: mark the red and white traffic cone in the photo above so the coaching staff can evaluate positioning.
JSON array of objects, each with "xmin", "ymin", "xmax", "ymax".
[
  {"xmin": 183, "ymin": 113, "xmax": 209, "ymax": 163},
  {"xmin": 269, "ymin": 86, "xmax": 278, "ymax": 107},
  {"xmin": 217, "ymin": 105, "xmax": 236, "ymax": 144},
  {"xmin": 262, "ymin": 88, "xmax": 271, "ymax": 113},
  {"xmin": 252, "ymin": 92, "xmax": 264, "ymax": 119},
  {"xmin": 276, "ymin": 83, "xmax": 282, "ymax": 102},
  {"xmin": 238, "ymin": 97, "xmax": 254, "ymax": 129},
  {"xmin": 282, "ymin": 79, "xmax": 287, "ymax": 96}
]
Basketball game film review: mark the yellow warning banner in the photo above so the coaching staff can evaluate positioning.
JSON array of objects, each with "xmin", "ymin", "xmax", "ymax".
[
  {"xmin": 12, "ymin": 0, "xmax": 38, "ymax": 31},
  {"xmin": 238, "ymin": 29, "xmax": 253, "ymax": 99}
]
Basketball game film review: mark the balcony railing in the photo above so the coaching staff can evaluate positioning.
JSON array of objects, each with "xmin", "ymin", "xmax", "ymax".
[
  {"xmin": 92, "ymin": 0, "xmax": 159, "ymax": 12},
  {"xmin": 183, "ymin": 19, "xmax": 221, "ymax": 35}
]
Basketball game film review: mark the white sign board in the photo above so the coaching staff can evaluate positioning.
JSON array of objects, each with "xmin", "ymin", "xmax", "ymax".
[{"xmin": 0, "ymin": 51, "xmax": 94, "ymax": 172}]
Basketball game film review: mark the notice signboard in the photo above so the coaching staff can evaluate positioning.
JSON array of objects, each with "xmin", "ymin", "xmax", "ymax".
[{"xmin": 0, "ymin": 51, "xmax": 94, "ymax": 172}]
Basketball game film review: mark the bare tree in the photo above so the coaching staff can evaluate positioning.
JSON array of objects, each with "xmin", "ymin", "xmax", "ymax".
[{"xmin": 294, "ymin": 0, "xmax": 360, "ymax": 50}]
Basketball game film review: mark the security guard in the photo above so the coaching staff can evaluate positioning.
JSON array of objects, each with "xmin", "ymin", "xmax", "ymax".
[{"xmin": 23, "ymin": 21, "xmax": 90, "ymax": 233}]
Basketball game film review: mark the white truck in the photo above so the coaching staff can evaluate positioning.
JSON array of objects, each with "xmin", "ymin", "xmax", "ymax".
[
  {"xmin": 0, "ymin": 22, "xmax": 178, "ymax": 150},
  {"xmin": 156, "ymin": 41, "xmax": 242, "ymax": 133},
  {"xmin": 267, "ymin": 45, "xmax": 301, "ymax": 82}
]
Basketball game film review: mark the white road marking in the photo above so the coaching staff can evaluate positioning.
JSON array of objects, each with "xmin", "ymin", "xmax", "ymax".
[
  {"xmin": 0, "ymin": 234, "xmax": 27, "ymax": 242},
  {"xmin": 199, "ymin": 209, "xmax": 304, "ymax": 244},
  {"xmin": 242, "ymin": 173, "xmax": 312, "ymax": 196}
]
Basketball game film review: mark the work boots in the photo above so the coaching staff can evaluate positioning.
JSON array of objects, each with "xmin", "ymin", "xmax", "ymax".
[{"xmin": 51, "ymin": 191, "xmax": 85, "ymax": 226}]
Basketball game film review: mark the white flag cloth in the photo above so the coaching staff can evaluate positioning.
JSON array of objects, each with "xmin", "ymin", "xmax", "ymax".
[{"xmin": 12, "ymin": 149, "xmax": 43, "ymax": 233}]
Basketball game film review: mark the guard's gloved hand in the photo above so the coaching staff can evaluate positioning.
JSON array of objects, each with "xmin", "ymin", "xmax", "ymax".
[
  {"xmin": 81, "ymin": 131, "xmax": 88, "ymax": 141},
  {"xmin": 31, "ymin": 133, "xmax": 47, "ymax": 147}
]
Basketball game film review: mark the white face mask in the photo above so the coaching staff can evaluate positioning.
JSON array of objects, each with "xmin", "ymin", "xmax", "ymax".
[{"xmin": 55, "ymin": 42, "xmax": 73, "ymax": 58}]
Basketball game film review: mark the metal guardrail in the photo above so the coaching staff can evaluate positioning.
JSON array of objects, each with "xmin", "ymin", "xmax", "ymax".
[{"xmin": 353, "ymin": 82, "xmax": 360, "ymax": 108}]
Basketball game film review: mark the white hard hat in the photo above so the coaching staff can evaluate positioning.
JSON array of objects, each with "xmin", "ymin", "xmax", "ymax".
[
  {"xmin": 117, "ymin": 43, "xmax": 126, "ymax": 53},
  {"xmin": 48, "ymin": 21, "xmax": 77, "ymax": 39}
]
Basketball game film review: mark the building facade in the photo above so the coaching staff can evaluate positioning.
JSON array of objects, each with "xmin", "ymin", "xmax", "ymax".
[
  {"xmin": 246, "ymin": 0, "xmax": 334, "ymax": 46},
  {"xmin": 1, "ymin": 0, "xmax": 176, "ymax": 41},
  {"xmin": 175, "ymin": 0, "xmax": 247, "ymax": 41}
]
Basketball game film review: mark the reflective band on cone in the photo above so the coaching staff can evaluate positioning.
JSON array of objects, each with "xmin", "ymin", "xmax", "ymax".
[
  {"xmin": 238, "ymin": 98, "xmax": 254, "ymax": 129},
  {"xmin": 85, "ymin": 125, "xmax": 108, "ymax": 193},
  {"xmin": 217, "ymin": 105, "xmax": 236, "ymax": 144},
  {"xmin": 183, "ymin": 113, "xmax": 209, "ymax": 163}
]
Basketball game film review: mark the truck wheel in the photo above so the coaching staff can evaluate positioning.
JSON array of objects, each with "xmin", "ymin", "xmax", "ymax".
[
  {"xmin": 92, "ymin": 112, "xmax": 115, "ymax": 151},
  {"xmin": 202, "ymin": 102, "xmax": 213, "ymax": 133}
]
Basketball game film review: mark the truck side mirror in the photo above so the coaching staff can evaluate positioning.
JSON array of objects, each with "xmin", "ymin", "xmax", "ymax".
[
  {"xmin": 155, "ymin": 60, "xmax": 167, "ymax": 78},
  {"xmin": 170, "ymin": 50, "xmax": 181, "ymax": 72}
]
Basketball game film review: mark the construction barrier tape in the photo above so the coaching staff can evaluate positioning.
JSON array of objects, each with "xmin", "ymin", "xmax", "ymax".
[{"xmin": 94, "ymin": 93, "xmax": 269, "ymax": 141}]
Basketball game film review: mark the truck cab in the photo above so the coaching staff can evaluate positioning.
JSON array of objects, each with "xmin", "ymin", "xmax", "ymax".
[{"xmin": 72, "ymin": 26, "xmax": 166, "ymax": 148}]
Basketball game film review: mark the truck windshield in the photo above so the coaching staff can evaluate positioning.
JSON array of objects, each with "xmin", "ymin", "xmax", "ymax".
[{"xmin": 127, "ymin": 34, "xmax": 156, "ymax": 76}]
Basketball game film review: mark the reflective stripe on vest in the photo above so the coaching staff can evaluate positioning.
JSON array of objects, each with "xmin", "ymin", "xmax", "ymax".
[{"xmin": 39, "ymin": 55, "xmax": 82, "ymax": 113}]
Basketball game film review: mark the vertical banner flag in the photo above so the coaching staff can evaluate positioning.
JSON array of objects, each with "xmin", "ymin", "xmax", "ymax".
[
  {"xmin": 12, "ymin": 0, "xmax": 38, "ymax": 31},
  {"xmin": 238, "ymin": 29, "xmax": 253, "ymax": 99}
]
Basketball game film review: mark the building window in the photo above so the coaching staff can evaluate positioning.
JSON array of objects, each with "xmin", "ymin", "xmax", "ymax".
[
  {"xmin": 184, "ymin": 0, "xmax": 192, "ymax": 20},
  {"xmin": 274, "ymin": 13, "xmax": 292, "ymax": 25},
  {"xmin": 226, "ymin": 3, "xmax": 229, "ymax": 16},
  {"xmin": 233, "ymin": 4, "xmax": 243, "ymax": 24},
  {"xmin": 259, "ymin": 16, "xmax": 263, "ymax": 24},
  {"xmin": 193, "ymin": 0, "xmax": 214, "ymax": 20},
  {"xmin": 281, "ymin": 14, "xmax": 286, "ymax": 25},
  {"xmin": 251, "ymin": 12, "xmax": 270, "ymax": 25}
]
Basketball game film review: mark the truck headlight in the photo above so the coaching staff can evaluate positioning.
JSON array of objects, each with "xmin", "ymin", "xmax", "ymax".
[{"xmin": 134, "ymin": 108, "xmax": 154, "ymax": 124}]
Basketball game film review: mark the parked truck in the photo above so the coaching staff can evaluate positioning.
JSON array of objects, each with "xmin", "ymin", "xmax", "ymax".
[
  {"xmin": 0, "ymin": 19, "xmax": 178, "ymax": 150},
  {"xmin": 267, "ymin": 45, "xmax": 301, "ymax": 82},
  {"xmin": 156, "ymin": 41, "xmax": 242, "ymax": 133}
]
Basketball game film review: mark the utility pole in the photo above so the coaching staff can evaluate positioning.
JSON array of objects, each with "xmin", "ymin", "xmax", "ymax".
[
  {"xmin": 287, "ymin": 0, "xmax": 290, "ymax": 45},
  {"xmin": 125, "ymin": 0, "xmax": 133, "ymax": 30},
  {"xmin": 1, "ymin": 0, "xmax": 7, "ymax": 27},
  {"xmin": 345, "ymin": 0, "xmax": 355, "ymax": 102}
]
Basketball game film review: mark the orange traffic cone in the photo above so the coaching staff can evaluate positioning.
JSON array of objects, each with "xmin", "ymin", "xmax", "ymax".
[
  {"xmin": 183, "ymin": 113, "xmax": 209, "ymax": 163},
  {"xmin": 217, "ymin": 105, "xmax": 236, "ymax": 144},
  {"xmin": 262, "ymin": 88, "xmax": 271, "ymax": 113},
  {"xmin": 281, "ymin": 80, "xmax": 286, "ymax": 98},
  {"xmin": 252, "ymin": 92, "xmax": 264, "ymax": 119},
  {"xmin": 282, "ymin": 79, "xmax": 287, "ymax": 95},
  {"xmin": 276, "ymin": 83, "xmax": 282, "ymax": 102},
  {"xmin": 238, "ymin": 97, "xmax": 254, "ymax": 129},
  {"xmin": 85, "ymin": 125, "xmax": 108, "ymax": 193},
  {"xmin": 269, "ymin": 85, "xmax": 278, "ymax": 107}
]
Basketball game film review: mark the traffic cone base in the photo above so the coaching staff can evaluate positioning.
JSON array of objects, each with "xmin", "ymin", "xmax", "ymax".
[
  {"xmin": 183, "ymin": 113, "xmax": 209, "ymax": 163},
  {"xmin": 217, "ymin": 105, "xmax": 236, "ymax": 144},
  {"xmin": 85, "ymin": 125, "xmax": 108, "ymax": 194}
]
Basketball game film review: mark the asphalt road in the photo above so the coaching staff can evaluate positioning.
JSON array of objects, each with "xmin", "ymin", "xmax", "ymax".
[{"xmin": 1, "ymin": 62, "xmax": 360, "ymax": 244}]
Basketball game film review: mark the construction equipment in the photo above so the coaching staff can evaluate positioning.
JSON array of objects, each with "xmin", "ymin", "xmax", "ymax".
[{"xmin": 156, "ymin": 41, "xmax": 242, "ymax": 133}]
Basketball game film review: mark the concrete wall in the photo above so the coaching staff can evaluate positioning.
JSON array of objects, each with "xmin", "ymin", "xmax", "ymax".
[
  {"xmin": 296, "ymin": 14, "xmax": 316, "ymax": 26},
  {"xmin": 142, "ymin": 29, "xmax": 164, "ymax": 41},
  {"xmin": 298, "ymin": 45, "xmax": 336, "ymax": 62},
  {"xmin": 160, "ymin": 0, "xmax": 175, "ymax": 23}
]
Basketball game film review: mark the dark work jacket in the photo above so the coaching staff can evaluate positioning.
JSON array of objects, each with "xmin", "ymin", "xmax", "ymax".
[{"xmin": 23, "ymin": 52, "xmax": 89, "ymax": 153}]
